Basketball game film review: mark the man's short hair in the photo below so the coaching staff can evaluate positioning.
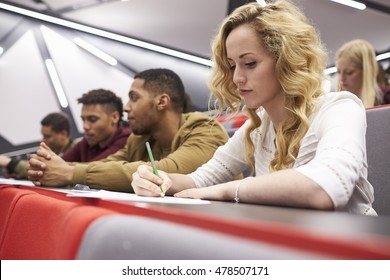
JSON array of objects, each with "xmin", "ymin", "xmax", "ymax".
[
  {"xmin": 40, "ymin": 112, "xmax": 70, "ymax": 134},
  {"xmin": 135, "ymin": 68, "xmax": 186, "ymax": 112},
  {"xmin": 77, "ymin": 89, "xmax": 124, "ymax": 119}
]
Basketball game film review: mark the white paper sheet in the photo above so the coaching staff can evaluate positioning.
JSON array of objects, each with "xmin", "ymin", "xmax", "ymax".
[
  {"xmin": 66, "ymin": 189, "xmax": 210, "ymax": 205},
  {"xmin": 0, "ymin": 177, "xmax": 35, "ymax": 186}
]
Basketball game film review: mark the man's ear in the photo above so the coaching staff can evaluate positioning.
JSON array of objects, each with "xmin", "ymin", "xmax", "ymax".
[
  {"xmin": 111, "ymin": 111, "xmax": 120, "ymax": 125},
  {"xmin": 156, "ymin": 93, "xmax": 170, "ymax": 110}
]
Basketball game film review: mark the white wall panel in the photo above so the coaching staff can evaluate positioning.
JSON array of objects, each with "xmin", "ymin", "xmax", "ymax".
[
  {"xmin": 82, "ymin": 34, "xmax": 212, "ymax": 111},
  {"xmin": 41, "ymin": 26, "xmax": 133, "ymax": 133},
  {"xmin": 63, "ymin": 0, "xmax": 228, "ymax": 58},
  {"xmin": 0, "ymin": 30, "xmax": 60, "ymax": 145}
]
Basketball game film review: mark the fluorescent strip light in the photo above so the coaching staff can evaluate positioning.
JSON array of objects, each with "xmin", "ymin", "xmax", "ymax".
[
  {"xmin": 325, "ymin": 66, "xmax": 337, "ymax": 75},
  {"xmin": 377, "ymin": 52, "xmax": 390, "ymax": 61},
  {"xmin": 74, "ymin": 37, "xmax": 117, "ymax": 66},
  {"xmin": 0, "ymin": 2, "xmax": 213, "ymax": 67},
  {"xmin": 330, "ymin": 0, "xmax": 366, "ymax": 10},
  {"xmin": 45, "ymin": 59, "xmax": 69, "ymax": 108},
  {"xmin": 325, "ymin": 51, "xmax": 390, "ymax": 75}
]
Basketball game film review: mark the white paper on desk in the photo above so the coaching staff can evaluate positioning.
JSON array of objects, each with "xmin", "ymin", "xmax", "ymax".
[
  {"xmin": 66, "ymin": 189, "xmax": 210, "ymax": 205},
  {"xmin": 0, "ymin": 177, "xmax": 35, "ymax": 186}
]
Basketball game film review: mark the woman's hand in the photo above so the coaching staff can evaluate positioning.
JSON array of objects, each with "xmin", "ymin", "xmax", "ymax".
[
  {"xmin": 174, "ymin": 181, "xmax": 237, "ymax": 201},
  {"xmin": 131, "ymin": 164, "xmax": 172, "ymax": 197}
]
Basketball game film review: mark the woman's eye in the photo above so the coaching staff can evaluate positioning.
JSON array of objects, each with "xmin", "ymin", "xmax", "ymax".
[{"xmin": 245, "ymin": 61, "xmax": 256, "ymax": 67}]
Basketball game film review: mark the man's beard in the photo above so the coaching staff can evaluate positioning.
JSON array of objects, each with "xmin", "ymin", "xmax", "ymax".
[{"xmin": 131, "ymin": 127, "xmax": 150, "ymax": 135}]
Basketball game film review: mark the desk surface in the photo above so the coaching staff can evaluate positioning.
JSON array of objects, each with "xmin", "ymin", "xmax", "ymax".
[
  {"xmin": 155, "ymin": 200, "xmax": 390, "ymax": 237},
  {"xmin": 113, "ymin": 196, "xmax": 390, "ymax": 258},
  {"xmin": 12, "ymin": 184, "xmax": 390, "ymax": 238},
  {"xmin": 3, "ymin": 184, "xmax": 390, "ymax": 259}
]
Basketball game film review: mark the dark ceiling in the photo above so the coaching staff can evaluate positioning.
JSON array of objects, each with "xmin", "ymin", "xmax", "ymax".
[{"xmin": 1, "ymin": 0, "xmax": 389, "ymax": 66}]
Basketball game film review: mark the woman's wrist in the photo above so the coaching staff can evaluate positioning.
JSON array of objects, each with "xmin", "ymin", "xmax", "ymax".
[{"xmin": 234, "ymin": 177, "xmax": 252, "ymax": 203}]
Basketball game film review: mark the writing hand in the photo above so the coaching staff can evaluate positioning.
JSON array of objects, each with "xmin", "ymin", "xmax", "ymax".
[{"xmin": 131, "ymin": 164, "xmax": 171, "ymax": 197}]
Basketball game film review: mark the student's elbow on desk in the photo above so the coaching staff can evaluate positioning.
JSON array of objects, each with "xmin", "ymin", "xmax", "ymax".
[{"xmin": 309, "ymin": 188, "xmax": 335, "ymax": 211}]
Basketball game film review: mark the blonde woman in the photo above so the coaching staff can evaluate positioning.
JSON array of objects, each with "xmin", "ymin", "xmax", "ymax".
[
  {"xmin": 131, "ymin": 1, "xmax": 376, "ymax": 215},
  {"xmin": 336, "ymin": 39, "xmax": 383, "ymax": 107}
]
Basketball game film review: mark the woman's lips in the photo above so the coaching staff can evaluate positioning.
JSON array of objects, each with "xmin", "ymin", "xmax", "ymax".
[{"xmin": 239, "ymin": 89, "xmax": 252, "ymax": 96}]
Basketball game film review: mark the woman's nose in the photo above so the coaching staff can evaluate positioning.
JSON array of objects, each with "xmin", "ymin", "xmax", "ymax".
[{"xmin": 233, "ymin": 69, "xmax": 245, "ymax": 86}]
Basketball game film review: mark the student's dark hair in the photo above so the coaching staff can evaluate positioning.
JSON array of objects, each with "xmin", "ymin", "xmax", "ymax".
[
  {"xmin": 77, "ymin": 89, "xmax": 124, "ymax": 120},
  {"xmin": 135, "ymin": 68, "xmax": 186, "ymax": 112},
  {"xmin": 40, "ymin": 112, "xmax": 70, "ymax": 134}
]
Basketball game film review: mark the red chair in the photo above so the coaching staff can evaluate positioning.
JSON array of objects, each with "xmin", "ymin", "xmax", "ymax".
[
  {"xmin": 0, "ymin": 190, "xmax": 117, "ymax": 259},
  {"xmin": 0, "ymin": 186, "xmax": 36, "ymax": 247}
]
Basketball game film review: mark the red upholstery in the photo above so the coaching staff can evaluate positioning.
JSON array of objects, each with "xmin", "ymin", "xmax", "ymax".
[
  {"xmin": 0, "ymin": 186, "xmax": 36, "ymax": 246},
  {"xmin": 3, "ymin": 185, "xmax": 390, "ymax": 259},
  {"xmin": 0, "ymin": 187, "xmax": 117, "ymax": 259},
  {"xmin": 217, "ymin": 112, "xmax": 249, "ymax": 136},
  {"xmin": 217, "ymin": 112, "xmax": 249, "ymax": 128}
]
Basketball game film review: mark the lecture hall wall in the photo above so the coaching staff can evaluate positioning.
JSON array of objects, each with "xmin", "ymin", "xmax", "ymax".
[
  {"xmin": 0, "ymin": 10, "xmax": 212, "ymax": 155},
  {"xmin": 1, "ymin": 0, "xmax": 389, "ymax": 156}
]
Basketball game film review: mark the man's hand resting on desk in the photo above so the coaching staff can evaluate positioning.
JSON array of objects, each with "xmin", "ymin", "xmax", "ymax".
[
  {"xmin": 27, "ymin": 142, "xmax": 74, "ymax": 187},
  {"xmin": 0, "ymin": 155, "xmax": 11, "ymax": 167}
]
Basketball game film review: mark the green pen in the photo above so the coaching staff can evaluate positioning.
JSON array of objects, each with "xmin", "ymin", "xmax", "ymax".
[{"xmin": 145, "ymin": 141, "xmax": 164, "ymax": 197}]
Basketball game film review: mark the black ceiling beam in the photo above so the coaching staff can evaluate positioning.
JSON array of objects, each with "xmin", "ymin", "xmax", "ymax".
[
  {"xmin": 227, "ymin": 0, "xmax": 256, "ymax": 15},
  {"xmin": 366, "ymin": 0, "xmax": 390, "ymax": 15},
  {"xmin": 55, "ymin": 0, "xmax": 119, "ymax": 14}
]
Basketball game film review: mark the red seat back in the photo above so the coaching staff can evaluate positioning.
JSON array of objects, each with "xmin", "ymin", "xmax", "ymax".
[{"xmin": 0, "ymin": 189, "xmax": 117, "ymax": 259}]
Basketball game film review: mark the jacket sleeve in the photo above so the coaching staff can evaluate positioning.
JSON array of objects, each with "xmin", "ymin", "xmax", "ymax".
[
  {"xmin": 12, "ymin": 159, "xmax": 28, "ymax": 179},
  {"xmin": 154, "ymin": 117, "xmax": 229, "ymax": 175},
  {"xmin": 72, "ymin": 116, "xmax": 229, "ymax": 193}
]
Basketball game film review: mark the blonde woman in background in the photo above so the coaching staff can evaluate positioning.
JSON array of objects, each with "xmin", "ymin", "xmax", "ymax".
[
  {"xmin": 336, "ymin": 39, "xmax": 383, "ymax": 107},
  {"xmin": 131, "ymin": 0, "xmax": 376, "ymax": 215}
]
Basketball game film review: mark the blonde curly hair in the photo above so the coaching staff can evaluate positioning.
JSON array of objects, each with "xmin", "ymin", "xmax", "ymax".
[{"xmin": 209, "ymin": 0, "xmax": 327, "ymax": 173}]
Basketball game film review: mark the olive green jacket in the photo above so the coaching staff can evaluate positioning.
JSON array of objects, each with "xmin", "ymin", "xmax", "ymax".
[{"xmin": 72, "ymin": 112, "xmax": 229, "ymax": 192}]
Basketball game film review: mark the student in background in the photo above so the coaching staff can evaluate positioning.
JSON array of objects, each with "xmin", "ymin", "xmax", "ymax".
[
  {"xmin": 61, "ymin": 89, "xmax": 131, "ymax": 162},
  {"xmin": 27, "ymin": 68, "xmax": 228, "ymax": 192},
  {"xmin": 335, "ymin": 39, "xmax": 383, "ymax": 107},
  {"xmin": 377, "ymin": 61, "xmax": 390, "ymax": 104},
  {"xmin": 0, "ymin": 112, "xmax": 75, "ymax": 179},
  {"xmin": 131, "ymin": 1, "xmax": 376, "ymax": 215}
]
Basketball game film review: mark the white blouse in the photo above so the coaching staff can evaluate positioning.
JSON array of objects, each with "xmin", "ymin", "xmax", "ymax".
[{"xmin": 189, "ymin": 92, "xmax": 377, "ymax": 215}]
